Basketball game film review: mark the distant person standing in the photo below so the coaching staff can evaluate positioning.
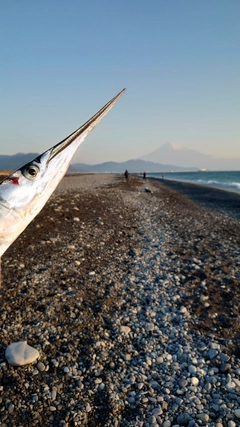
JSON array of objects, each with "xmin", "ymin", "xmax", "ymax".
[
  {"xmin": 124, "ymin": 170, "xmax": 129, "ymax": 180},
  {"xmin": 143, "ymin": 172, "xmax": 146, "ymax": 180}
]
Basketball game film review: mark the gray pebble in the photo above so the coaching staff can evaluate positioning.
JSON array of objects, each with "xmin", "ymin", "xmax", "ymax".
[
  {"xmin": 8, "ymin": 404, "xmax": 14, "ymax": 413},
  {"xmin": 37, "ymin": 361, "xmax": 45, "ymax": 371}
]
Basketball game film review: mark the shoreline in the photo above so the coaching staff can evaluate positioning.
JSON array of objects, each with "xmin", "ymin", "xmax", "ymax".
[
  {"xmin": 0, "ymin": 174, "xmax": 240, "ymax": 426},
  {"xmin": 149, "ymin": 175, "xmax": 240, "ymax": 195},
  {"xmin": 149, "ymin": 176, "xmax": 240, "ymax": 221}
]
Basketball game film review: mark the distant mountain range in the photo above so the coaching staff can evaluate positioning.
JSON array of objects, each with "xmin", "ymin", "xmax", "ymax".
[
  {"xmin": 0, "ymin": 151, "xmax": 195, "ymax": 173},
  {"xmin": 0, "ymin": 153, "xmax": 39, "ymax": 171},
  {"xmin": 0, "ymin": 142, "xmax": 239, "ymax": 172},
  {"xmin": 68, "ymin": 159, "xmax": 192, "ymax": 173}
]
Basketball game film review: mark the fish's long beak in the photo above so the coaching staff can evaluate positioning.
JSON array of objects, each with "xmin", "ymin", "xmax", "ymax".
[
  {"xmin": 0, "ymin": 87, "xmax": 127, "ymax": 265},
  {"xmin": 49, "ymin": 88, "xmax": 126, "ymax": 162},
  {"xmin": 0, "ymin": 88, "xmax": 126, "ymax": 259}
]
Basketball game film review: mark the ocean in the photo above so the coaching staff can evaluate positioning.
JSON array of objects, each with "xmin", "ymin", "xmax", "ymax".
[{"xmin": 147, "ymin": 170, "xmax": 240, "ymax": 194}]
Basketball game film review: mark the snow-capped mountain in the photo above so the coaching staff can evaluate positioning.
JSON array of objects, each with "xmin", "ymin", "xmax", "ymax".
[
  {"xmin": 141, "ymin": 142, "xmax": 213, "ymax": 169},
  {"xmin": 141, "ymin": 142, "xmax": 240, "ymax": 170}
]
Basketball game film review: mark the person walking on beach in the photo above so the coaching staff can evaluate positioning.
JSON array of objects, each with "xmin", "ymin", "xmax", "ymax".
[
  {"xmin": 143, "ymin": 172, "xmax": 146, "ymax": 180},
  {"xmin": 124, "ymin": 170, "xmax": 129, "ymax": 180}
]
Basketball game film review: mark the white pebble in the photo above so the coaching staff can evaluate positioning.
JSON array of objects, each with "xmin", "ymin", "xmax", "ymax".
[
  {"xmin": 5, "ymin": 341, "xmax": 39, "ymax": 366},
  {"xmin": 120, "ymin": 325, "xmax": 131, "ymax": 334},
  {"xmin": 191, "ymin": 377, "xmax": 199, "ymax": 386}
]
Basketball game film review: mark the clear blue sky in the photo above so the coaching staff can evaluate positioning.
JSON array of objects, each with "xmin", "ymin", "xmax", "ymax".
[{"xmin": 1, "ymin": 0, "xmax": 240, "ymax": 164}]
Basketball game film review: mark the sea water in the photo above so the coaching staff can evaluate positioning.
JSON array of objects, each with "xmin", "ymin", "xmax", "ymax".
[{"xmin": 147, "ymin": 171, "xmax": 240, "ymax": 194}]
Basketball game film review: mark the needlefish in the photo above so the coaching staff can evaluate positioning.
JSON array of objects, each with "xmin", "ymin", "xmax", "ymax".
[{"xmin": 0, "ymin": 88, "xmax": 126, "ymax": 282}]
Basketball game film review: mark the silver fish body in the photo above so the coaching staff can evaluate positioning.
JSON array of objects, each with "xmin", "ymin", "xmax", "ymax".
[{"xmin": 0, "ymin": 89, "xmax": 126, "ymax": 257}]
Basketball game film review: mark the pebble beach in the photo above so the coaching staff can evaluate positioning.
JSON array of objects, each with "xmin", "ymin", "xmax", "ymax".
[{"xmin": 1, "ymin": 173, "xmax": 240, "ymax": 427}]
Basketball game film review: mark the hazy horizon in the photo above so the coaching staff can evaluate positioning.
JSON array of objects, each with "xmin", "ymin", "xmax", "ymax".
[
  {"xmin": 1, "ymin": 1, "xmax": 240, "ymax": 164},
  {"xmin": 2, "ymin": 141, "xmax": 240, "ymax": 172}
]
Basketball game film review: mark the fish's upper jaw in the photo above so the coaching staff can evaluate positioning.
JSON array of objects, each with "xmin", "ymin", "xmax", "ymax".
[
  {"xmin": 49, "ymin": 88, "xmax": 126, "ymax": 162},
  {"xmin": 0, "ymin": 88, "xmax": 126, "ymax": 257}
]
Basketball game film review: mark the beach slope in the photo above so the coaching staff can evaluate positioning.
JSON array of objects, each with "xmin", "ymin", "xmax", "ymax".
[{"xmin": 0, "ymin": 174, "xmax": 240, "ymax": 426}]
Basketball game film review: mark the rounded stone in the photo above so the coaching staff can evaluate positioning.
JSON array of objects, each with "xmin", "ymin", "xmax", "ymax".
[
  {"xmin": 37, "ymin": 362, "xmax": 45, "ymax": 372},
  {"xmin": 5, "ymin": 341, "xmax": 39, "ymax": 366},
  {"xmin": 177, "ymin": 413, "xmax": 192, "ymax": 425},
  {"xmin": 197, "ymin": 413, "xmax": 209, "ymax": 422},
  {"xmin": 152, "ymin": 407, "xmax": 162, "ymax": 415},
  {"xmin": 51, "ymin": 390, "xmax": 57, "ymax": 400},
  {"xmin": 188, "ymin": 365, "xmax": 197, "ymax": 375},
  {"xmin": 120, "ymin": 325, "xmax": 131, "ymax": 334},
  {"xmin": 8, "ymin": 404, "xmax": 14, "ymax": 413},
  {"xmin": 147, "ymin": 415, "xmax": 156, "ymax": 423},
  {"xmin": 220, "ymin": 363, "xmax": 231, "ymax": 373},
  {"xmin": 226, "ymin": 381, "xmax": 236, "ymax": 390},
  {"xmin": 191, "ymin": 377, "xmax": 199, "ymax": 386},
  {"xmin": 234, "ymin": 409, "xmax": 240, "ymax": 418}
]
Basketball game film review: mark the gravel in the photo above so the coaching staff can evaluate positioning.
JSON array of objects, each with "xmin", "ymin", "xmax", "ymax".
[{"xmin": 0, "ymin": 173, "xmax": 240, "ymax": 426}]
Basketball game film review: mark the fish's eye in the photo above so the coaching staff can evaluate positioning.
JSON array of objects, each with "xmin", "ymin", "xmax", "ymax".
[{"xmin": 22, "ymin": 164, "xmax": 40, "ymax": 180}]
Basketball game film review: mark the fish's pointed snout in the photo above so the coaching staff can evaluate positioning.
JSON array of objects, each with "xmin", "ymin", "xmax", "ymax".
[
  {"xmin": 0, "ymin": 88, "xmax": 126, "ymax": 260},
  {"xmin": 49, "ymin": 88, "xmax": 126, "ymax": 162}
]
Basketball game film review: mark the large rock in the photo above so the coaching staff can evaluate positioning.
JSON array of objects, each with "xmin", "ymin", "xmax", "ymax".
[{"xmin": 5, "ymin": 341, "xmax": 39, "ymax": 366}]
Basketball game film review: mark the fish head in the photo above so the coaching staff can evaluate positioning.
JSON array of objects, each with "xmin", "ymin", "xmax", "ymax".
[{"xmin": 0, "ymin": 88, "xmax": 126, "ymax": 256}]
